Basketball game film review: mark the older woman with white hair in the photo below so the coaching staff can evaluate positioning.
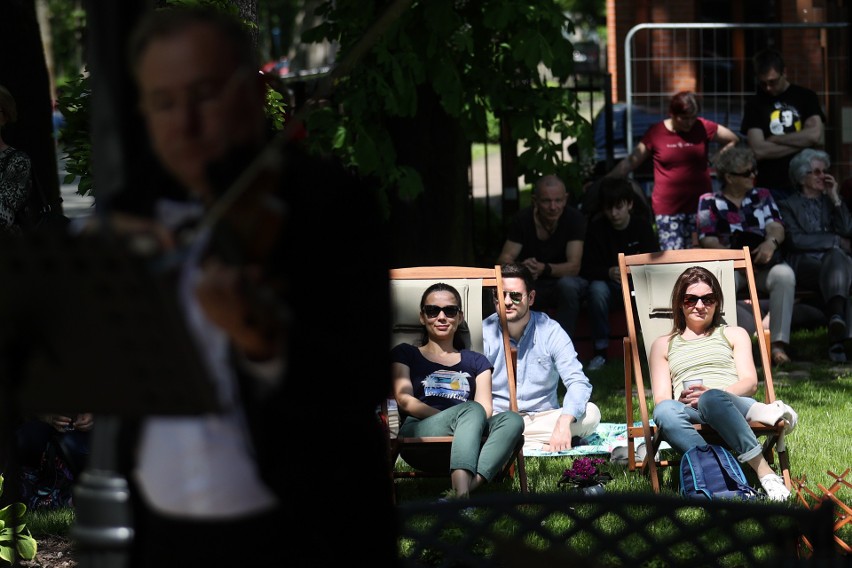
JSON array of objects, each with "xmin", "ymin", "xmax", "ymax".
[{"xmin": 778, "ymin": 148, "xmax": 852, "ymax": 362}]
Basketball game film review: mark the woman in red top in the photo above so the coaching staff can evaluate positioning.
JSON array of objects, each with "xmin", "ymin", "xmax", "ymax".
[{"xmin": 606, "ymin": 91, "xmax": 739, "ymax": 250}]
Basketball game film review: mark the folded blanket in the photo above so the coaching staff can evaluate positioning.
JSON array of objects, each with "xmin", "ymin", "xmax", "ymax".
[{"xmin": 523, "ymin": 422, "xmax": 670, "ymax": 457}]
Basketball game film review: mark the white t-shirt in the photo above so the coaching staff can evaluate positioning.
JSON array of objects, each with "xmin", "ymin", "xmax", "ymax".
[{"xmin": 133, "ymin": 199, "xmax": 279, "ymax": 518}]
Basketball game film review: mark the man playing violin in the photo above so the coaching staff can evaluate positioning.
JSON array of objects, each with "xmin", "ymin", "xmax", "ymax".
[{"xmin": 121, "ymin": 6, "xmax": 393, "ymax": 566}]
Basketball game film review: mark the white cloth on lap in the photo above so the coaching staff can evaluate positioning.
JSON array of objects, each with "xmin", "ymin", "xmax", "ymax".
[{"xmin": 745, "ymin": 400, "xmax": 798, "ymax": 434}]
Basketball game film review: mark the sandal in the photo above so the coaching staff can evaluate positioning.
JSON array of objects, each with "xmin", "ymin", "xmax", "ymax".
[{"xmin": 771, "ymin": 347, "xmax": 791, "ymax": 366}]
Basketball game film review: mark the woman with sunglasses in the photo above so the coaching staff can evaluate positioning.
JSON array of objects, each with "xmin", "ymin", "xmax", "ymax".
[
  {"xmin": 649, "ymin": 266, "xmax": 791, "ymax": 501},
  {"xmin": 697, "ymin": 145, "xmax": 795, "ymax": 365},
  {"xmin": 391, "ymin": 283, "xmax": 524, "ymax": 499},
  {"xmin": 778, "ymin": 148, "xmax": 852, "ymax": 362}
]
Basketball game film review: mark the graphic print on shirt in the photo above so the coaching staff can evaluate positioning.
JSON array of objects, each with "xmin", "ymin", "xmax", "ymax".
[
  {"xmin": 422, "ymin": 370, "xmax": 472, "ymax": 402},
  {"xmin": 769, "ymin": 103, "xmax": 802, "ymax": 136}
]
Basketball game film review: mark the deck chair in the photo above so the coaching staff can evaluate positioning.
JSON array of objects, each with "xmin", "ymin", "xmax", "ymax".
[
  {"xmin": 382, "ymin": 265, "xmax": 528, "ymax": 500},
  {"xmin": 617, "ymin": 247, "xmax": 791, "ymax": 493}
]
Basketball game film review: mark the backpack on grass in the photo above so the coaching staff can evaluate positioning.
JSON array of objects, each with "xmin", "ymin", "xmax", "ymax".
[{"xmin": 680, "ymin": 444, "xmax": 758, "ymax": 500}]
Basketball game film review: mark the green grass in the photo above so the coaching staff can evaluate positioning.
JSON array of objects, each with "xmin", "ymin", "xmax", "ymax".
[
  {"xmin": 24, "ymin": 507, "xmax": 75, "ymax": 538},
  {"xmin": 393, "ymin": 325, "xmax": 852, "ymax": 562},
  {"xmin": 20, "ymin": 329, "xmax": 852, "ymax": 560}
]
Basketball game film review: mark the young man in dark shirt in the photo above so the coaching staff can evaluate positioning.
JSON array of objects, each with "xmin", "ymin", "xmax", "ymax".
[{"xmin": 580, "ymin": 178, "xmax": 659, "ymax": 369}]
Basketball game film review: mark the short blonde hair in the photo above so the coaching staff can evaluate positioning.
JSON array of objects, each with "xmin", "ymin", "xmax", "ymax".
[{"xmin": 0, "ymin": 85, "xmax": 18, "ymax": 124}]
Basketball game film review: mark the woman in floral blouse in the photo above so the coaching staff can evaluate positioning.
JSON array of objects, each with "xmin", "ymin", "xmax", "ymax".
[
  {"xmin": 0, "ymin": 84, "xmax": 32, "ymax": 235},
  {"xmin": 697, "ymin": 145, "xmax": 795, "ymax": 365}
]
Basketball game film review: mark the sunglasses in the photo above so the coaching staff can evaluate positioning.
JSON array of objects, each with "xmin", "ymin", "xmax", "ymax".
[
  {"xmin": 729, "ymin": 168, "xmax": 757, "ymax": 178},
  {"xmin": 492, "ymin": 290, "xmax": 525, "ymax": 304},
  {"xmin": 422, "ymin": 304, "xmax": 460, "ymax": 318},
  {"xmin": 683, "ymin": 294, "xmax": 717, "ymax": 308}
]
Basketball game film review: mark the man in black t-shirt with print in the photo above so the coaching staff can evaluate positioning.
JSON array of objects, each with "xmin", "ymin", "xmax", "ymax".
[{"xmin": 741, "ymin": 48, "xmax": 825, "ymax": 202}]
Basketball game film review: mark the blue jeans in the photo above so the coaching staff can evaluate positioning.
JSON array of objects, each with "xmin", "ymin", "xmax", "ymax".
[
  {"xmin": 538, "ymin": 277, "xmax": 618, "ymax": 349},
  {"xmin": 652, "ymin": 389, "xmax": 762, "ymax": 462},
  {"xmin": 399, "ymin": 401, "xmax": 524, "ymax": 481},
  {"xmin": 587, "ymin": 279, "xmax": 621, "ymax": 350},
  {"xmin": 531, "ymin": 276, "xmax": 586, "ymax": 337}
]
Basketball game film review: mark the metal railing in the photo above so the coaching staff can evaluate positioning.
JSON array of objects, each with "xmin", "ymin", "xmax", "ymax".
[{"xmin": 624, "ymin": 22, "xmax": 850, "ymax": 178}]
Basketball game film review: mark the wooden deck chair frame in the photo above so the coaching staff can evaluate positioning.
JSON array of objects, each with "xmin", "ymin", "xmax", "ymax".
[
  {"xmin": 617, "ymin": 247, "xmax": 791, "ymax": 493},
  {"xmin": 383, "ymin": 266, "xmax": 528, "ymax": 500}
]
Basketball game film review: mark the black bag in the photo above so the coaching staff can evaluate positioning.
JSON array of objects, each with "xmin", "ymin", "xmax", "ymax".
[
  {"xmin": 20, "ymin": 168, "xmax": 71, "ymax": 234},
  {"xmin": 729, "ymin": 230, "xmax": 782, "ymax": 268}
]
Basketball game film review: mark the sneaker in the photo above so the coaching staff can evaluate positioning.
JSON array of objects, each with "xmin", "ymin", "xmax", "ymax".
[
  {"xmin": 829, "ymin": 342, "xmax": 847, "ymax": 363},
  {"xmin": 829, "ymin": 314, "xmax": 847, "ymax": 341},
  {"xmin": 759, "ymin": 473, "xmax": 791, "ymax": 502},
  {"xmin": 587, "ymin": 355, "xmax": 606, "ymax": 371}
]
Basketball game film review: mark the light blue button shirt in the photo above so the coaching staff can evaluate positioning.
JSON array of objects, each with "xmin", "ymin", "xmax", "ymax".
[{"xmin": 483, "ymin": 310, "xmax": 593, "ymax": 419}]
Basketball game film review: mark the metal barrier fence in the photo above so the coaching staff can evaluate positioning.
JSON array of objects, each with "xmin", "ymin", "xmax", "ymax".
[
  {"xmin": 397, "ymin": 491, "xmax": 846, "ymax": 567},
  {"xmin": 624, "ymin": 22, "xmax": 850, "ymax": 180}
]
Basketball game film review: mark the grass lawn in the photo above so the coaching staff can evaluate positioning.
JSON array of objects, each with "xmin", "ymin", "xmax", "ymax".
[
  {"xmin": 20, "ymin": 328, "xmax": 852, "ymax": 562},
  {"xmin": 393, "ymin": 324, "xmax": 852, "ymax": 563}
]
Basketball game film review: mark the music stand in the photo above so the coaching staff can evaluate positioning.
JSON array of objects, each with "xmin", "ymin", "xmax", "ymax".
[{"xmin": 0, "ymin": 230, "xmax": 219, "ymax": 568}]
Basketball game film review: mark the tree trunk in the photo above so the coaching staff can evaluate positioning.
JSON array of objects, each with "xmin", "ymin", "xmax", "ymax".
[
  {"xmin": 0, "ymin": 0, "xmax": 61, "ymax": 209},
  {"xmin": 386, "ymin": 86, "xmax": 473, "ymax": 267}
]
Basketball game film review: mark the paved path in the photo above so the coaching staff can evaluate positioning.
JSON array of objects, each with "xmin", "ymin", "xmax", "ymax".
[{"xmin": 56, "ymin": 149, "xmax": 94, "ymax": 219}]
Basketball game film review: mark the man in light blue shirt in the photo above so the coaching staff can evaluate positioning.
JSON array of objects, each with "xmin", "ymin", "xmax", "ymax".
[{"xmin": 483, "ymin": 262, "xmax": 601, "ymax": 452}]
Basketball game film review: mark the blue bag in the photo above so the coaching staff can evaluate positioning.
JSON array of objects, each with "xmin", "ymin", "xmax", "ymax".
[{"xmin": 680, "ymin": 444, "xmax": 758, "ymax": 500}]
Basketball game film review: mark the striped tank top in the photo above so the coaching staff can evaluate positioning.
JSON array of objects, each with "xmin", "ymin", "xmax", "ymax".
[{"xmin": 667, "ymin": 325, "xmax": 738, "ymax": 400}]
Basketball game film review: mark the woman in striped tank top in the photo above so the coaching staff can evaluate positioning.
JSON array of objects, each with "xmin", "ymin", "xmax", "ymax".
[{"xmin": 648, "ymin": 266, "xmax": 790, "ymax": 501}]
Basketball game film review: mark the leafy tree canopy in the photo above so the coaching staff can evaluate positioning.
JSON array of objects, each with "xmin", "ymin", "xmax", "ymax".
[{"xmin": 301, "ymin": 0, "xmax": 593, "ymax": 202}]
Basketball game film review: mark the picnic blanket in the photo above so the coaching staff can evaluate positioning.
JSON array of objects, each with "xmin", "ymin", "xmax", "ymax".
[{"xmin": 523, "ymin": 422, "xmax": 671, "ymax": 457}]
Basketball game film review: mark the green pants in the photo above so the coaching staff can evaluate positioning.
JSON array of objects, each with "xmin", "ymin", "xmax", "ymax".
[{"xmin": 399, "ymin": 401, "xmax": 524, "ymax": 481}]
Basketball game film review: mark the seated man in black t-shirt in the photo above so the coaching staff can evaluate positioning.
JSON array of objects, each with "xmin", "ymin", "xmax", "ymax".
[{"xmin": 497, "ymin": 174, "xmax": 587, "ymax": 337}]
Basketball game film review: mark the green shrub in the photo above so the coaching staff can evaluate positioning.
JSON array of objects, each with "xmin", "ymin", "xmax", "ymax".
[{"xmin": 0, "ymin": 476, "xmax": 37, "ymax": 564}]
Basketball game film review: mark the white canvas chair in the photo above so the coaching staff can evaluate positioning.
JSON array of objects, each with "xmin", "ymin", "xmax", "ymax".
[
  {"xmin": 381, "ymin": 266, "xmax": 528, "ymax": 500},
  {"xmin": 618, "ymin": 248, "xmax": 791, "ymax": 493}
]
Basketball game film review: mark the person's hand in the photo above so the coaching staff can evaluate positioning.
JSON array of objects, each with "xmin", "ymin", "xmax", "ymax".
[
  {"xmin": 39, "ymin": 414, "xmax": 76, "ymax": 433},
  {"xmin": 73, "ymin": 413, "xmax": 95, "ymax": 432},
  {"xmin": 752, "ymin": 240, "xmax": 777, "ymax": 265},
  {"xmin": 195, "ymin": 258, "xmax": 286, "ymax": 361},
  {"xmin": 544, "ymin": 414, "xmax": 575, "ymax": 452},
  {"xmin": 825, "ymin": 173, "xmax": 842, "ymax": 204},
  {"xmin": 608, "ymin": 266, "xmax": 621, "ymax": 283},
  {"xmin": 678, "ymin": 384, "xmax": 706, "ymax": 408},
  {"xmin": 522, "ymin": 258, "xmax": 545, "ymax": 279},
  {"xmin": 80, "ymin": 212, "xmax": 177, "ymax": 254}
]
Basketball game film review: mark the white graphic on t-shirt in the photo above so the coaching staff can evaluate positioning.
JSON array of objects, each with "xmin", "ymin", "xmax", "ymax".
[
  {"xmin": 422, "ymin": 370, "xmax": 472, "ymax": 402},
  {"xmin": 769, "ymin": 103, "xmax": 802, "ymax": 136}
]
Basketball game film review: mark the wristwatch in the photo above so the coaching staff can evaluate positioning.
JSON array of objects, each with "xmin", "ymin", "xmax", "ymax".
[{"xmin": 542, "ymin": 263, "xmax": 553, "ymax": 277}]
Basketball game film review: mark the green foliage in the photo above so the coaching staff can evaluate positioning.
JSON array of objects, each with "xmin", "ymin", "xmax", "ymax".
[
  {"xmin": 166, "ymin": 0, "xmax": 240, "ymax": 17},
  {"xmin": 56, "ymin": 74, "xmax": 92, "ymax": 196},
  {"xmin": 301, "ymin": 0, "xmax": 593, "ymax": 199},
  {"xmin": 0, "ymin": 476, "xmax": 38, "ymax": 564},
  {"xmin": 47, "ymin": 0, "xmax": 87, "ymax": 86}
]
